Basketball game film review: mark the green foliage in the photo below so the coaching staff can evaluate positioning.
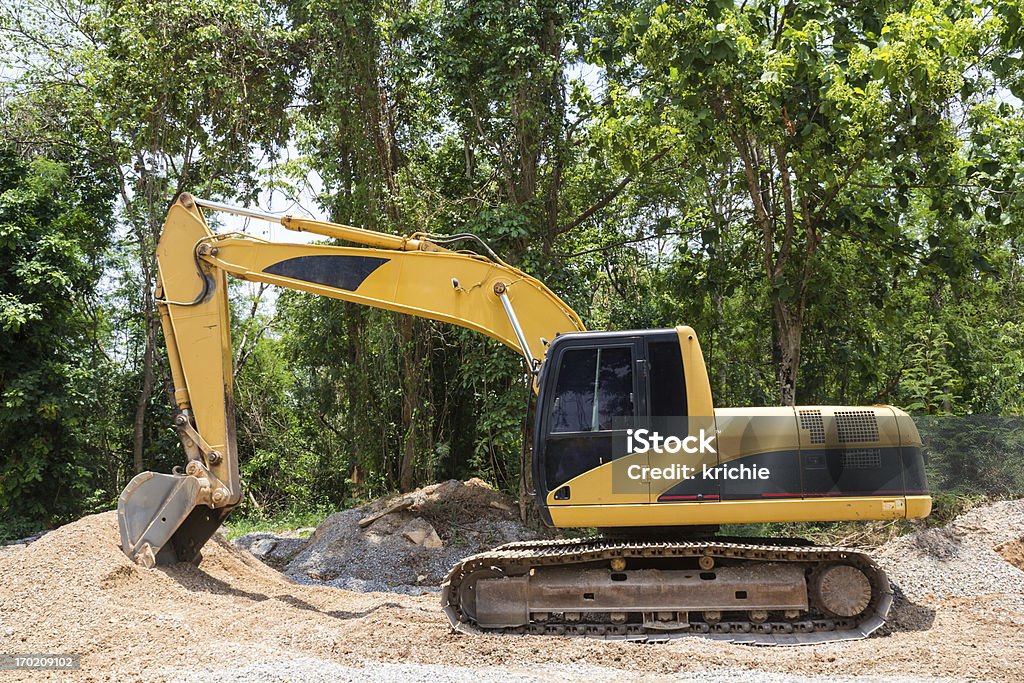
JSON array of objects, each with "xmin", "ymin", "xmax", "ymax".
[
  {"xmin": 222, "ymin": 502, "xmax": 334, "ymax": 540},
  {"xmin": 0, "ymin": 147, "xmax": 115, "ymax": 533},
  {"xmin": 920, "ymin": 417, "xmax": 1024, "ymax": 497},
  {"xmin": 2, "ymin": 0, "xmax": 1024, "ymax": 533}
]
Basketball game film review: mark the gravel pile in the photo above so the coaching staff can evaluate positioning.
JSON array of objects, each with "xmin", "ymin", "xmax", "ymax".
[
  {"xmin": 275, "ymin": 479, "xmax": 542, "ymax": 594},
  {"xmin": 875, "ymin": 500, "xmax": 1024, "ymax": 603}
]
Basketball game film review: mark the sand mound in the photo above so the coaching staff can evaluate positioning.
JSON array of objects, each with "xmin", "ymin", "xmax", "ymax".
[{"xmin": 0, "ymin": 512, "xmax": 406, "ymax": 679}]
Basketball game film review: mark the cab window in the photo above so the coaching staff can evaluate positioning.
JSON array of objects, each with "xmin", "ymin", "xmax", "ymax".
[
  {"xmin": 647, "ymin": 340, "xmax": 687, "ymax": 417},
  {"xmin": 550, "ymin": 346, "xmax": 634, "ymax": 433}
]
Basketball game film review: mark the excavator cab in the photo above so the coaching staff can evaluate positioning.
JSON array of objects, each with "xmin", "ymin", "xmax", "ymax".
[
  {"xmin": 532, "ymin": 329, "xmax": 693, "ymax": 515},
  {"xmin": 531, "ymin": 328, "xmax": 930, "ymax": 531}
]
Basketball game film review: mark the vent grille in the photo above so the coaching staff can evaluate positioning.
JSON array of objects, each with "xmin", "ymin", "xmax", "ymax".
[
  {"xmin": 799, "ymin": 409, "xmax": 825, "ymax": 444},
  {"xmin": 843, "ymin": 448, "xmax": 882, "ymax": 469},
  {"xmin": 835, "ymin": 410, "xmax": 880, "ymax": 443}
]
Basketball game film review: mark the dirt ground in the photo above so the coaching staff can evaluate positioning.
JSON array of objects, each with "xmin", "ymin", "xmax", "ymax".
[
  {"xmin": 1, "ymin": 493, "xmax": 1023, "ymax": 682},
  {"xmin": 996, "ymin": 538, "xmax": 1024, "ymax": 571}
]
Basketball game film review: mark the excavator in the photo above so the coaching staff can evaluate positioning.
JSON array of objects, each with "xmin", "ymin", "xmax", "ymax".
[{"xmin": 118, "ymin": 193, "xmax": 931, "ymax": 645}]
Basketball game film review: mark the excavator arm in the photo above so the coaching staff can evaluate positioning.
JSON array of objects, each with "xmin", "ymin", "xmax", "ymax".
[{"xmin": 118, "ymin": 193, "xmax": 585, "ymax": 567}]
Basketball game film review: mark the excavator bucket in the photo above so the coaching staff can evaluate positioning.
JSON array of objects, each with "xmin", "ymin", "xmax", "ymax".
[{"xmin": 118, "ymin": 471, "xmax": 233, "ymax": 567}]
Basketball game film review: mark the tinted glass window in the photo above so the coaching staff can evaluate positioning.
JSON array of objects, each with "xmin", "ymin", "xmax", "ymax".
[
  {"xmin": 550, "ymin": 346, "xmax": 634, "ymax": 433},
  {"xmin": 648, "ymin": 341, "xmax": 687, "ymax": 417},
  {"xmin": 596, "ymin": 347, "xmax": 634, "ymax": 428},
  {"xmin": 545, "ymin": 436, "xmax": 610, "ymax": 489}
]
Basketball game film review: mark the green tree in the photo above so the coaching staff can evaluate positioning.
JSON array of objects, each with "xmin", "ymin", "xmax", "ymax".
[
  {"xmin": 0, "ymin": 147, "xmax": 115, "ymax": 534},
  {"xmin": 4, "ymin": 0, "xmax": 301, "ymax": 483},
  {"xmin": 606, "ymin": 0, "xmax": 1002, "ymax": 403}
]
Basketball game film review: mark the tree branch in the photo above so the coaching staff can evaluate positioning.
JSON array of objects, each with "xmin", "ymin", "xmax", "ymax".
[
  {"xmin": 774, "ymin": 139, "xmax": 796, "ymax": 281},
  {"xmin": 557, "ymin": 146, "xmax": 670, "ymax": 235}
]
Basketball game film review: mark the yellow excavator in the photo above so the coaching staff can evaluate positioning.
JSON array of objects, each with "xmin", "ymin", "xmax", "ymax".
[{"xmin": 118, "ymin": 193, "xmax": 931, "ymax": 645}]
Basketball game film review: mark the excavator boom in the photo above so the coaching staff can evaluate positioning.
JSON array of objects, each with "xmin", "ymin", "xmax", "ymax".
[{"xmin": 118, "ymin": 194, "xmax": 584, "ymax": 566}]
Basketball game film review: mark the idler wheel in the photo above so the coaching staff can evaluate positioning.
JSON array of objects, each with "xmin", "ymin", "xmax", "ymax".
[
  {"xmin": 811, "ymin": 564, "xmax": 872, "ymax": 618},
  {"xmin": 457, "ymin": 568, "xmax": 501, "ymax": 622}
]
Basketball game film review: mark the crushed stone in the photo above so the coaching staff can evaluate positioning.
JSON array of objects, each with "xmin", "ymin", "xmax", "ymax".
[
  {"xmin": 875, "ymin": 500, "xmax": 1024, "ymax": 603},
  {"xmin": 279, "ymin": 479, "xmax": 543, "ymax": 594},
  {"xmin": 1, "ymin": 494, "xmax": 1023, "ymax": 681}
]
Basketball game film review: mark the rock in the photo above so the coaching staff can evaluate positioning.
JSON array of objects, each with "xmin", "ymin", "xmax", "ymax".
[
  {"xmin": 488, "ymin": 500, "xmax": 512, "ymax": 512},
  {"xmin": 234, "ymin": 532, "xmax": 307, "ymax": 562},
  {"xmin": 401, "ymin": 518, "xmax": 443, "ymax": 549},
  {"xmin": 250, "ymin": 538, "xmax": 280, "ymax": 560},
  {"xmin": 424, "ymin": 479, "xmax": 463, "ymax": 499},
  {"xmin": 358, "ymin": 499, "xmax": 413, "ymax": 528}
]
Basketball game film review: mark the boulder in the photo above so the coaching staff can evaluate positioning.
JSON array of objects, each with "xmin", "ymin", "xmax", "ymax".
[
  {"xmin": 401, "ymin": 518, "xmax": 443, "ymax": 549},
  {"xmin": 234, "ymin": 532, "xmax": 307, "ymax": 562}
]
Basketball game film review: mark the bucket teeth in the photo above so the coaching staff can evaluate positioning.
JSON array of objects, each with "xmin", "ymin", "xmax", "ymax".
[{"xmin": 118, "ymin": 471, "xmax": 232, "ymax": 566}]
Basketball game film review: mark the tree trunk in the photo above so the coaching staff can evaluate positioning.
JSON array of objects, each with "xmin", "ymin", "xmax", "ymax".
[
  {"xmin": 399, "ymin": 315, "xmax": 418, "ymax": 492},
  {"xmin": 730, "ymin": 127, "xmax": 808, "ymax": 406},
  {"xmin": 518, "ymin": 384, "xmax": 533, "ymax": 524},
  {"xmin": 132, "ymin": 311, "xmax": 156, "ymax": 473},
  {"xmin": 713, "ymin": 288, "xmax": 726, "ymax": 392},
  {"xmin": 771, "ymin": 296, "xmax": 802, "ymax": 406}
]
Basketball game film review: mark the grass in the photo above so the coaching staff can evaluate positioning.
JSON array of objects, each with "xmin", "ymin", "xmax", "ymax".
[{"xmin": 222, "ymin": 504, "xmax": 335, "ymax": 541}]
